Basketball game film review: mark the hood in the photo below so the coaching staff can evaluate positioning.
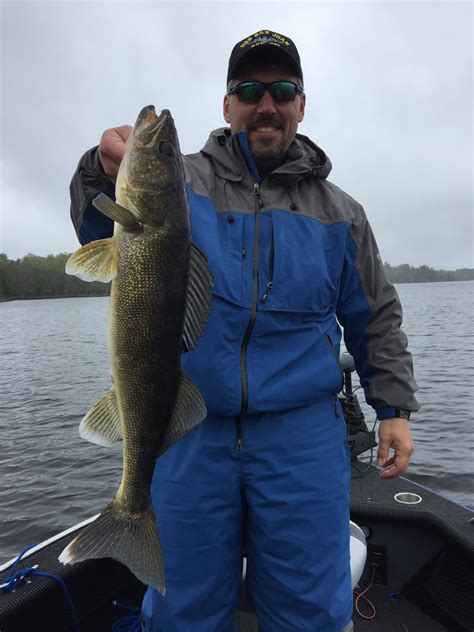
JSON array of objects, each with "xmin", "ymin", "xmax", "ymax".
[{"xmin": 199, "ymin": 127, "xmax": 332, "ymax": 186}]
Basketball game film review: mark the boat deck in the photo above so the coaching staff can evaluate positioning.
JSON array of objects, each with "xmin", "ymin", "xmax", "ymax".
[
  {"xmin": 349, "ymin": 465, "xmax": 473, "ymax": 632},
  {"xmin": 236, "ymin": 584, "xmax": 449, "ymax": 631},
  {"xmin": 1, "ymin": 464, "xmax": 472, "ymax": 631}
]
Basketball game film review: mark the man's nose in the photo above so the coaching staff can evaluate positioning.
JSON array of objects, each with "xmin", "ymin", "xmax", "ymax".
[{"xmin": 256, "ymin": 89, "xmax": 278, "ymax": 113}]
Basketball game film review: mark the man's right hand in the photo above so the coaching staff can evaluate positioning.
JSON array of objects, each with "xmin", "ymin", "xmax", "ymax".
[{"xmin": 99, "ymin": 125, "xmax": 133, "ymax": 181}]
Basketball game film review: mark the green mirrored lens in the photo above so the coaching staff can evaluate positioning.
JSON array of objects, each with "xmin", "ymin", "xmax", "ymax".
[
  {"xmin": 270, "ymin": 82, "xmax": 296, "ymax": 102},
  {"xmin": 238, "ymin": 83, "xmax": 264, "ymax": 102}
]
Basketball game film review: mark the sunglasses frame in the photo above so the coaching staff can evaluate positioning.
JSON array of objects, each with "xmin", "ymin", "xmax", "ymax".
[{"xmin": 227, "ymin": 81, "xmax": 305, "ymax": 103}]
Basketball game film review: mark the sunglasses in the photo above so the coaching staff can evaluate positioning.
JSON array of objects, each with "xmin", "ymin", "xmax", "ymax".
[{"xmin": 227, "ymin": 81, "xmax": 304, "ymax": 103}]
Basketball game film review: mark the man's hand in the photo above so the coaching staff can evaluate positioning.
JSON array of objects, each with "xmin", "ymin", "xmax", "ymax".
[
  {"xmin": 377, "ymin": 418, "xmax": 414, "ymax": 479},
  {"xmin": 99, "ymin": 125, "xmax": 133, "ymax": 181}
]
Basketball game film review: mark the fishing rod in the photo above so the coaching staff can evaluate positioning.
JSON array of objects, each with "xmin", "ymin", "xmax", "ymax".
[{"xmin": 338, "ymin": 353, "xmax": 377, "ymax": 461}]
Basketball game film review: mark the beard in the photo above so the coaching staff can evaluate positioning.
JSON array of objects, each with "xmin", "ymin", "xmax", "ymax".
[
  {"xmin": 251, "ymin": 139, "xmax": 286, "ymax": 173},
  {"xmin": 248, "ymin": 114, "xmax": 287, "ymax": 174}
]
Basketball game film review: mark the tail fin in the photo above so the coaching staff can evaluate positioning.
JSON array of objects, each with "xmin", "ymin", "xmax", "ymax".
[{"xmin": 58, "ymin": 500, "xmax": 165, "ymax": 594}]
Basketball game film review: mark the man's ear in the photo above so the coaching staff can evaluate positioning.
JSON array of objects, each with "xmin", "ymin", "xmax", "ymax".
[
  {"xmin": 223, "ymin": 94, "xmax": 231, "ymax": 124},
  {"xmin": 298, "ymin": 93, "xmax": 306, "ymax": 123}
]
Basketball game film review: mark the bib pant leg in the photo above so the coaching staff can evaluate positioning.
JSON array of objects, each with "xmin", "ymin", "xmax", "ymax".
[{"xmin": 141, "ymin": 399, "xmax": 353, "ymax": 632}]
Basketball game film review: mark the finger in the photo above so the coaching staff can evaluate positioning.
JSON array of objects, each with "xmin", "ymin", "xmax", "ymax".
[
  {"xmin": 99, "ymin": 154, "xmax": 120, "ymax": 181},
  {"xmin": 376, "ymin": 439, "xmax": 391, "ymax": 467},
  {"xmin": 99, "ymin": 132, "xmax": 126, "ymax": 174},
  {"xmin": 378, "ymin": 455, "xmax": 396, "ymax": 469},
  {"xmin": 106, "ymin": 125, "xmax": 133, "ymax": 162},
  {"xmin": 394, "ymin": 450, "xmax": 411, "ymax": 475},
  {"xmin": 379, "ymin": 463, "xmax": 399, "ymax": 479},
  {"xmin": 99, "ymin": 125, "xmax": 132, "ymax": 180},
  {"xmin": 114, "ymin": 124, "xmax": 133, "ymax": 142},
  {"xmin": 379, "ymin": 450, "xmax": 411, "ymax": 479}
]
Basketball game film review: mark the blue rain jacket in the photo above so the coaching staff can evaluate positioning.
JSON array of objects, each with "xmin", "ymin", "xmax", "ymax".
[{"xmin": 73, "ymin": 128, "xmax": 418, "ymax": 419}]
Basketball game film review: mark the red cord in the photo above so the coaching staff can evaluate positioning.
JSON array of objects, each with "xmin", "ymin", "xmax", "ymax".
[{"xmin": 353, "ymin": 565, "xmax": 377, "ymax": 620}]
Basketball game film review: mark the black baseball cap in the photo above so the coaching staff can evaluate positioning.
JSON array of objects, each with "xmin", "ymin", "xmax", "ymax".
[{"xmin": 227, "ymin": 30, "xmax": 303, "ymax": 85}]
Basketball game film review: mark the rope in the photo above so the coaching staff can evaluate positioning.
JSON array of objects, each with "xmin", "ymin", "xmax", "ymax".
[
  {"xmin": 353, "ymin": 566, "xmax": 377, "ymax": 621},
  {"xmin": 1, "ymin": 545, "xmax": 81, "ymax": 632},
  {"xmin": 110, "ymin": 604, "xmax": 239, "ymax": 631},
  {"xmin": 111, "ymin": 602, "xmax": 142, "ymax": 632}
]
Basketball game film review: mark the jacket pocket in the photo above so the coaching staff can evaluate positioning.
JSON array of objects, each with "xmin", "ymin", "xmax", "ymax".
[
  {"xmin": 189, "ymin": 191, "xmax": 252, "ymax": 309},
  {"xmin": 259, "ymin": 211, "xmax": 348, "ymax": 316}
]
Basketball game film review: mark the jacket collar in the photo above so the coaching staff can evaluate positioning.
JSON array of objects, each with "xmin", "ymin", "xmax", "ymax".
[{"xmin": 199, "ymin": 127, "xmax": 332, "ymax": 185}]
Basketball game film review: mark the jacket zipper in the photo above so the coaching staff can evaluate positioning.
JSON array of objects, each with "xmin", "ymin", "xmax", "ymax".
[
  {"xmin": 237, "ymin": 182, "xmax": 264, "ymax": 450},
  {"xmin": 260, "ymin": 226, "xmax": 274, "ymax": 303}
]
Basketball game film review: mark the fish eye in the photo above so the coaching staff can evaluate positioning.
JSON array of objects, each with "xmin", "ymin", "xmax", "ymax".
[{"xmin": 159, "ymin": 141, "xmax": 175, "ymax": 157}]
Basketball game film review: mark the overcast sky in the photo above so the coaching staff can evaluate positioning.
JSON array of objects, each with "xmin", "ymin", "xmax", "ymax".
[{"xmin": 1, "ymin": 1, "xmax": 472, "ymax": 269}]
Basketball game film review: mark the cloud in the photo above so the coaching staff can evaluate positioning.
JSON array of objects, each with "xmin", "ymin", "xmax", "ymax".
[{"xmin": 1, "ymin": 2, "xmax": 472, "ymax": 268}]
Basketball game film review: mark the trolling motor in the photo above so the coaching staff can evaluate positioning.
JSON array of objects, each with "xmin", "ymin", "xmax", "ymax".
[{"xmin": 338, "ymin": 352, "xmax": 377, "ymax": 461}]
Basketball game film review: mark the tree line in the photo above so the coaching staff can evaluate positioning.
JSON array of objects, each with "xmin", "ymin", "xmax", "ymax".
[
  {"xmin": 0, "ymin": 253, "xmax": 473, "ymax": 301},
  {"xmin": 383, "ymin": 262, "xmax": 474, "ymax": 284},
  {"xmin": 0, "ymin": 253, "xmax": 110, "ymax": 300}
]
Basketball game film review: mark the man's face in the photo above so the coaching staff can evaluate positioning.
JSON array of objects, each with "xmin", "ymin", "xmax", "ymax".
[{"xmin": 223, "ymin": 67, "xmax": 306, "ymax": 165}]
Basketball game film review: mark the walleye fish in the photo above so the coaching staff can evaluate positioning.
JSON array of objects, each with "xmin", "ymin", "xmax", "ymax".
[{"xmin": 59, "ymin": 106, "xmax": 212, "ymax": 594}]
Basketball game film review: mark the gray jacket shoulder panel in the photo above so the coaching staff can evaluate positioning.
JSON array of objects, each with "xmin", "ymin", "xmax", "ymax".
[{"xmin": 280, "ymin": 178, "xmax": 364, "ymax": 226}]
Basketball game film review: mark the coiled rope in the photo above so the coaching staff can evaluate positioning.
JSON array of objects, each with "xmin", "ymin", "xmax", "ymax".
[
  {"xmin": 0, "ymin": 544, "xmax": 81, "ymax": 631},
  {"xmin": 111, "ymin": 602, "xmax": 142, "ymax": 631},
  {"xmin": 2, "ymin": 549, "xmax": 242, "ymax": 632}
]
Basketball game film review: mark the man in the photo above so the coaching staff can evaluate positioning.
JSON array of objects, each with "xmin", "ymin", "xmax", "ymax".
[{"xmin": 70, "ymin": 30, "xmax": 417, "ymax": 632}]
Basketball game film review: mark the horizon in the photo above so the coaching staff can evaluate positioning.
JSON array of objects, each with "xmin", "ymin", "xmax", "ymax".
[{"xmin": 2, "ymin": 251, "xmax": 473, "ymax": 274}]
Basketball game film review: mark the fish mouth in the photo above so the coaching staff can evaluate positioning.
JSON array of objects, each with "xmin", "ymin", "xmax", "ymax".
[{"xmin": 135, "ymin": 106, "xmax": 172, "ymax": 144}]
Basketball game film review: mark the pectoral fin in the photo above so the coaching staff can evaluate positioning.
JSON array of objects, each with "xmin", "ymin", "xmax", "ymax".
[
  {"xmin": 79, "ymin": 387, "xmax": 122, "ymax": 447},
  {"xmin": 182, "ymin": 243, "xmax": 213, "ymax": 352},
  {"xmin": 158, "ymin": 372, "xmax": 207, "ymax": 456},
  {"xmin": 66, "ymin": 238, "xmax": 118, "ymax": 283},
  {"xmin": 92, "ymin": 193, "xmax": 140, "ymax": 229}
]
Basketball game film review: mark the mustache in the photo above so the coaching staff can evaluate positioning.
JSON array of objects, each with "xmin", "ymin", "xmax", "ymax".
[{"xmin": 250, "ymin": 115, "xmax": 283, "ymax": 129}]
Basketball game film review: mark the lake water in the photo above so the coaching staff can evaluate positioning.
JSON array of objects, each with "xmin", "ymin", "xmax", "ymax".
[{"xmin": 0, "ymin": 281, "xmax": 473, "ymax": 562}]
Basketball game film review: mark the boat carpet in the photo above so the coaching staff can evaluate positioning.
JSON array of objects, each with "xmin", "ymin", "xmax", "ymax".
[
  {"xmin": 235, "ymin": 587, "xmax": 449, "ymax": 632},
  {"xmin": 349, "ymin": 464, "xmax": 473, "ymax": 558},
  {"xmin": 351, "ymin": 583, "xmax": 447, "ymax": 632}
]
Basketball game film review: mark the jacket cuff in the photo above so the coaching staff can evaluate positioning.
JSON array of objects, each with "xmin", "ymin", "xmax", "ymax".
[
  {"xmin": 376, "ymin": 407, "xmax": 399, "ymax": 420},
  {"xmin": 70, "ymin": 146, "xmax": 114, "ymax": 240}
]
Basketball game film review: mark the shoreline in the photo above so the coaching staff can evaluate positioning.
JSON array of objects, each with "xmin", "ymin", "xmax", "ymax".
[
  {"xmin": 0, "ymin": 294, "xmax": 110, "ymax": 303},
  {"xmin": 2, "ymin": 278, "xmax": 473, "ymax": 303}
]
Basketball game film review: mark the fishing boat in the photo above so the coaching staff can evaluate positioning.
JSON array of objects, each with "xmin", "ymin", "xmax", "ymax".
[{"xmin": 1, "ymin": 356, "xmax": 473, "ymax": 631}]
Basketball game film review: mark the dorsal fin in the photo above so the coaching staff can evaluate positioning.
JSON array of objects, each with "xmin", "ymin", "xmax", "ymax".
[
  {"xmin": 92, "ymin": 193, "xmax": 140, "ymax": 229},
  {"xmin": 182, "ymin": 243, "xmax": 213, "ymax": 352}
]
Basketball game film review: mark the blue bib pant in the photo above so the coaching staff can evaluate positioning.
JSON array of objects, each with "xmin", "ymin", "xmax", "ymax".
[{"xmin": 141, "ymin": 398, "xmax": 353, "ymax": 632}]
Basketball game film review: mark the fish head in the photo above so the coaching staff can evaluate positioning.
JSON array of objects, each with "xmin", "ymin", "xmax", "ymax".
[{"xmin": 115, "ymin": 106, "xmax": 187, "ymax": 227}]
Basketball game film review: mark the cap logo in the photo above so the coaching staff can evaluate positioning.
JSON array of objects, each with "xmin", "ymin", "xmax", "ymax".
[
  {"xmin": 227, "ymin": 29, "xmax": 302, "ymax": 84},
  {"xmin": 240, "ymin": 30, "xmax": 291, "ymax": 50}
]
